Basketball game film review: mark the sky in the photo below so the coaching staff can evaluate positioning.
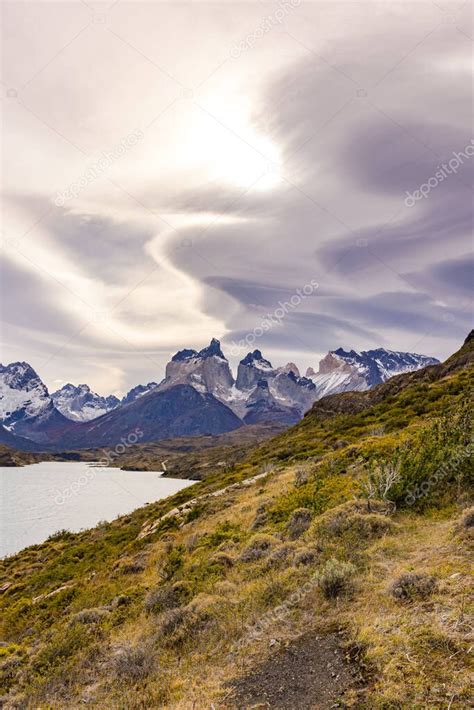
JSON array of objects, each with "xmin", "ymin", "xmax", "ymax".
[{"xmin": 1, "ymin": 0, "xmax": 473, "ymax": 397}]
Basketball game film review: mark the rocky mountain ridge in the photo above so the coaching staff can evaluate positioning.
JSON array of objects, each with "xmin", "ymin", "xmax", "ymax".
[{"xmin": 0, "ymin": 340, "xmax": 439, "ymax": 448}]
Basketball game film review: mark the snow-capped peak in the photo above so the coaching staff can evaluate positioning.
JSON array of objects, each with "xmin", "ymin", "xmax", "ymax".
[
  {"xmin": 0, "ymin": 361, "xmax": 51, "ymax": 425},
  {"xmin": 51, "ymin": 383, "xmax": 120, "ymax": 422},
  {"xmin": 307, "ymin": 347, "xmax": 439, "ymax": 397}
]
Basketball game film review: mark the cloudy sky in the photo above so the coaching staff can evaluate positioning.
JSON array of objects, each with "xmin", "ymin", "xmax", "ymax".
[{"xmin": 1, "ymin": 0, "xmax": 472, "ymax": 396}]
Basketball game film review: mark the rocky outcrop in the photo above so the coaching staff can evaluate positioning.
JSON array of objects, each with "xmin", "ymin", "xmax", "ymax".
[
  {"xmin": 236, "ymin": 350, "xmax": 276, "ymax": 390},
  {"xmin": 271, "ymin": 371, "xmax": 316, "ymax": 413},
  {"xmin": 160, "ymin": 338, "xmax": 234, "ymax": 401}
]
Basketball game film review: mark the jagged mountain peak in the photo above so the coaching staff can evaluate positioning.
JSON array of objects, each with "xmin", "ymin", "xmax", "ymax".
[
  {"xmin": 0, "ymin": 361, "xmax": 65, "ymax": 441},
  {"xmin": 280, "ymin": 362, "xmax": 301, "ymax": 378},
  {"xmin": 0, "ymin": 361, "xmax": 46, "ymax": 391},
  {"xmin": 51, "ymin": 383, "xmax": 120, "ymax": 422},
  {"xmin": 172, "ymin": 348, "xmax": 198, "ymax": 363},
  {"xmin": 240, "ymin": 350, "xmax": 273, "ymax": 368},
  {"xmin": 308, "ymin": 346, "xmax": 440, "ymax": 400},
  {"xmin": 121, "ymin": 382, "xmax": 158, "ymax": 406},
  {"xmin": 163, "ymin": 339, "xmax": 234, "ymax": 399},
  {"xmin": 172, "ymin": 338, "xmax": 226, "ymax": 363},
  {"xmin": 198, "ymin": 338, "xmax": 226, "ymax": 359}
]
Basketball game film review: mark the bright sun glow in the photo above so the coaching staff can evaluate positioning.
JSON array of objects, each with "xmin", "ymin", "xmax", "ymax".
[{"xmin": 182, "ymin": 94, "xmax": 283, "ymax": 191}]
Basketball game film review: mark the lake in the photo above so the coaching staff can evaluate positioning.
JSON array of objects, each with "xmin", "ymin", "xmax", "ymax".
[{"xmin": 0, "ymin": 461, "xmax": 194, "ymax": 558}]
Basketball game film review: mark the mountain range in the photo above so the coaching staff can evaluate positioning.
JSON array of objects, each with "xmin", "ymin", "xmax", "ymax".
[{"xmin": 0, "ymin": 340, "xmax": 439, "ymax": 450}]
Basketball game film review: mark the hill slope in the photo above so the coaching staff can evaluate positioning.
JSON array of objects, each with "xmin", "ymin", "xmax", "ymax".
[{"xmin": 0, "ymin": 333, "xmax": 472, "ymax": 709}]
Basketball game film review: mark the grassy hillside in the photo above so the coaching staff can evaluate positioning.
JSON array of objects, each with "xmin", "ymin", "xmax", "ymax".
[{"xmin": 0, "ymin": 334, "xmax": 472, "ymax": 709}]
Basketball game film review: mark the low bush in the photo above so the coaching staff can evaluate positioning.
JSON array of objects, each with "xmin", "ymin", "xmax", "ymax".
[
  {"xmin": 117, "ymin": 556, "xmax": 146, "ymax": 574},
  {"xmin": 239, "ymin": 535, "xmax": 276, "ymax": 562},
  {"xmin": 294, "ymin": 465, "xmax": 312, "ymax": 488},
  {"xmin": 111, "ymin": 642, "xmax": 155, "ymax": 682},
  {"xmin": 295, "ymin": 547, "xmax": 317, "ymax": 566},
  {"xmin": 389, "ymin": 573, "xmax": 438, "ymax": 601},
  {"xmin": 210, "ymin": 552, "xmax": 234, "ymax": 568},
  {"xmin": 286, "ymin": 508, "xmax": 312, "ymax": 540},
  {"xmin": 266, "ymin": 543, "xmax": 294, "ymax": 568},
  {"xmin": 70, "ymin": 607, "xmax": 110, "ymax": 625},
  {"xmin": 458, "ymin": 506, "xmax": 474, "ymax": 529},
  {"xmin": 251, "ymin": 503, "xmax": 268, "ymax": 530},
  {"xmin": 317, "ymin": 509, "xmax": 394, "ymax": 541},
  {"xmin": 316, "ymin": 558, "xmax": 356, "ymax": 599},
  {"xmin": 157, "ymin": 595, "xmax": 218, "ymax": 647},
  {"xmin": 144, "ymin": 581, "xmax": 191, "ymax": 614},
  {"xmin": 159, "ymin": 607, "xmax": 190, "ymax": 638}
]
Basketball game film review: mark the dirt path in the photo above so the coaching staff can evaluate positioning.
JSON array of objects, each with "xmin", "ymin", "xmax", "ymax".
[{"xmin": 224, "ymin": 632, "xmax": 359, "ymax": 709}]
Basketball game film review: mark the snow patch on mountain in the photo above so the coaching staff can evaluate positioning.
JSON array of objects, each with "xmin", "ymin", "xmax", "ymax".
[
  {"xmin": 0, "ymin": 362, "xmax": 51, "ymax": 426},
  {"xmin": 51, "ymin": 384, "xmax": 120, "ymax": 422},
  {"xmin": 307, "ymin": 347, "xmax": 439, "ymax": 397}
]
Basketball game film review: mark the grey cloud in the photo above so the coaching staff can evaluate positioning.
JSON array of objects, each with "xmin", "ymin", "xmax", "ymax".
[
  {"xmin": 46, "ymin": 210, "xmax": 156, "ymax": 285},
  {"xmin": 0, "ymin": 256, "xmax": 82, "ymax": 335},
  {"xmin": 327, "ymin": 290, "xmax": 471, "ymax": 339},
  {"xmin": 404, "ymin": 253, "xmax": 474, "ymax": 301}
]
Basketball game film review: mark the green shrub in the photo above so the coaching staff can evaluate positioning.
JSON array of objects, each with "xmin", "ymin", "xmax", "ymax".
[
  {"xmin": 317, "ymin": 508, "xmax": 394, "ymax": 541},
  {"xmin": 316, "ymin": 558, "xmax": 356, "ymax": 599}
]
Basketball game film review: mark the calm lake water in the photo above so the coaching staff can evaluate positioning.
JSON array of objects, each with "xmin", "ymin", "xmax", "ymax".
[{"xmin": 0, "ymin": 462, "xmax": 193, "ymax": 558}]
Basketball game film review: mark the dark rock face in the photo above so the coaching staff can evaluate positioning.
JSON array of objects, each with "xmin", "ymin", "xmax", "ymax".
[
  {"xmin": 121, "ymin": 382, "xmax": 158, "ymax": 406},
  {"xmin": 0, "ymin": 425, "xmax": 40, "ymax": 451},
  {"xmin": 57, "ymin": 385, "xmax": 243, "ymax": 449},
  {"xmin": 171, "ymin": 348, "xmax": 198, "ymax": 362},
  {"xmin": 243, "ymin": 379, "xmax": 301, "ymax": 426},
  {"xmin": 236, "ymin": 350, "xmax": 275, "ymax": 391},
  {"xmin": 197, "ymin": 337, "xmax": 226, "ymax": 359}
]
